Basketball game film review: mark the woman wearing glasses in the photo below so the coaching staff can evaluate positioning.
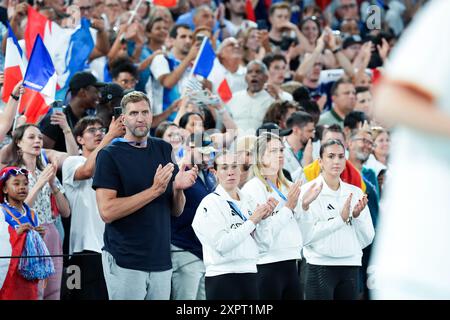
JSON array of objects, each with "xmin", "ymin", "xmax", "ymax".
[
  {"xmin": 192, "ymin": 151, "xmax": 277, "ymax": 299},
  {"xmin": 241, "ymin": 132, "xmax": 305, "ymax": 299},
  {"xmin": 301, "ymin": 139, "xmax": 375, "ymax": 300},
  {"xmin": 10, "ymin": 125, "xmax": 71, "ymax": 300}
]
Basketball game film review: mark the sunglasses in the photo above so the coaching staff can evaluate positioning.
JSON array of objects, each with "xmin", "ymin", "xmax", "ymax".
[
  {"xmin": 0, "ymin": 168, "xmax": 29, "ymax": 181},
  {"xmin": 84, "ymin": 127, "xmax": 107, "ymax": 135}
]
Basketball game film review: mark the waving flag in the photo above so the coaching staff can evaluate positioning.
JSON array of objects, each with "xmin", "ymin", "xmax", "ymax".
[
  {"xmin": 21, "ymin": 35, "xmax": 57, "ymax": 124},
  {"xmin": 24, "ymin": 6, "xmax": 94, "ymax": 96},
  {"xmin": 191, "ymin": 38, "xmax": 232, "ymax": 103},
  {"xmin": 153, "ymin": 0, "xmax": 177, "ymax": 7},
  {"xmin": 2, "ymin": 24, "xmax": 25, "ymax": 104},
  {"xmin": 245, "ymin": 0, "xmax": 256, "ymax": 21},
  {"xmin": 55, "ymin": 17, "xmax": 95, "ymax": 97}
]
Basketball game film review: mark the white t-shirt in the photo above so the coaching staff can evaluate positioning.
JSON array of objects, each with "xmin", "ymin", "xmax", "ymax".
[
  {"xmin": 225, "ymin": 65, "xmax": 247, "ymax": 94},
  {"xmin": 226, "ymin": 89, "xmax": 275, "ymax": 134},
  {"xmin": 371, "ymin": 0, "xmax": 450, "ymax": 299},
  {"xmin": 148, "ymin": 54, "xmax": 170, "ymax": 115},
  {"xmin": 62, "ymin": 156, "xmax": 105, "ymax": 254},
  {"xmin": 224, "ymin": 19, "xmax": 257, "ymax": 38}
]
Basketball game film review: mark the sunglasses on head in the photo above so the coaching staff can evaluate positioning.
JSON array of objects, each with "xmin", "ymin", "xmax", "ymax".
[{"xmin": 0, "ymin": 168, "xmax": 29, "ymax": 181}]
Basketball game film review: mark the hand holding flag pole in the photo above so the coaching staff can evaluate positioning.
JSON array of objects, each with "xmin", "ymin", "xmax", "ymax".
[
  {"xmin": 12, "ymin": 81, "xmax": 24, "ymax": 131},
  {"xmin": 128, "ymin": 0, "xmax": 144, "ymax": 25}
]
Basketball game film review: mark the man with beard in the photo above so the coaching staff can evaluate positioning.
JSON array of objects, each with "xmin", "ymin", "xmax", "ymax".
[
  {"xmin": 347, "ymin": 129, "xmax": 379, "ymax": 196},
  {"xmin": 93, "ymin": 91, "xmax": 198, "ymax": 300},
  {"xmin": 170, "ymin": 132, "xmax": 217, "ymax": 300},
  {"xmin": 319, "ymin": 78, "xmax": 356, "ymax": 129},
  {"xmin": 283, "ymin": 111, "xmax": 315, "ymax": 177},
  {"xmin": 223, "ymin": 0, "xmax": 257, "ymax": 37},
  {"xmin": 226, "ymin": 60, "xmax": 275, "ymax": 134},
  {"xmin": 149, "ymin": 24, "xmax": 200, "ymax": 118}
]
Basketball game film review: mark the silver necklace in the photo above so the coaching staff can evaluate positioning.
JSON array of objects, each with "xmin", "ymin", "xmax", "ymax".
[{"xmin": 4, "ymin": 199, "xmax": 26, "ymax": 218}]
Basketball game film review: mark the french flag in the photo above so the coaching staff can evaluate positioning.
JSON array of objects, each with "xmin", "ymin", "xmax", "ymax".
[
  {"xmin": 153, "ymin": 0, "xmax": 177, "ymax": 7},
  {"xmin": 1, "ymin": 24, "xmax": 24, "ymax": 104},
  {"xmin": 21, "ymin": 35, "xmax": 57, "ymax": 124},
  {"xmin": 0, "ymin": 215, "xmax": 38, "ymax": 300},
  {"xmin": 24, "ymin": 6, "xmax": 94, "ymax": 97},
  {"xmin": 191, "ymin": 38, "xmax": 232, "ymax": 103}
]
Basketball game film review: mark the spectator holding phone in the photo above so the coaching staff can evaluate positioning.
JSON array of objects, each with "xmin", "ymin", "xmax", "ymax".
[
  {"xmin": 40, "ymin": 72, "xmax": 105, "ymax": 153},
  {"xmin": 239, "ymin": 27, "xmax": 271, "ymax": 65}
]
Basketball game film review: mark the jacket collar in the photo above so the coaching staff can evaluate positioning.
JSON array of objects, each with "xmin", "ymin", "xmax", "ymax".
[
  {"xmin": 316, "ymin": 174, "xmax": 345, "ymax": 197},
  {"xmin": 214, "ymin": 184, "xmax": 244, "ymax": 202}
]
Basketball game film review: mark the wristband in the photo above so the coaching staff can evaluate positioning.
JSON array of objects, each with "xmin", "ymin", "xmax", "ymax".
[{"xmin": 332, "ymin": 47, "xmax": 342, "ymax": 54}]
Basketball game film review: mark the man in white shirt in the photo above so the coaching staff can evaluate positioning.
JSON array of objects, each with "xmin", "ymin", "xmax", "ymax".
[
  {"xmin": 223, "ymin": 0, "xmax": 257, "ymax": 37},
  {"xmin": 262, "ymin": 53, "xmax": 294, "ymax": 102},
  {"xmin": 62, "ymin": 116, "xmax": 124, "ymax": 300},
  {"xmin": 217, "ymin": 37, "xmax": 247, "ymax": 94},
  {"xmin": 226, "ymin": 60, "xmax": 275, "ymax": 134},
  {"xmin": 150, "ymin": 24, "xmax": 200, "ymax": 117}
]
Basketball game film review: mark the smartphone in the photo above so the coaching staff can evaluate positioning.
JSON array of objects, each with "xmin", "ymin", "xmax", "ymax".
[
  {"xmin": 257, "ymin": 20, "xmax": 268, "ymax": 30},
  {"xmin": 196, "ymin": 34, "xmax": 206, "ymax": 43},
  {"xmin": 113, "ymin": 106, "xmax": 123, "ymax": 119},
  {"xmin": 51, "ymin": 100, "xmax": 64, "ymax": 114}
]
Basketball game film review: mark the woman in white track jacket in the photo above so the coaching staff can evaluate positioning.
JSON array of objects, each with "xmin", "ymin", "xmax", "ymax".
[
  {"xmin": 192, "ymin": 152, "xmax": 277, "ymax": 300},
  {"xmin": 241, "ymin": 132, "xmax": 304, "ymax": 300},
  {"xmin": 299, "ymin": 139, "xmax": 375, "ymax": 300}
]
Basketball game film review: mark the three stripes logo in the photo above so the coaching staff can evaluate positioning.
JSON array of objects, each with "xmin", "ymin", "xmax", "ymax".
[{"xmin": 327, "ymin": 204, "xmax": 335, "ymax": 210}]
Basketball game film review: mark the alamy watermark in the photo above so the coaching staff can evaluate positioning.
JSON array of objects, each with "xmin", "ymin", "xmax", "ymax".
[{"xmin": 366, "ymin": 5, "xmax": 382, "ymax": 31}]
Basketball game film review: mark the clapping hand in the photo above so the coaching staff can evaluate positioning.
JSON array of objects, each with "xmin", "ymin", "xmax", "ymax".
[
  {"xmin": 352, "ymin": 194, "xmax": 368, "ymax": 218},
  {"xmin": 301, "ymin": 181, "xmax": 323, "ymax": 211},
  {"xmin": 174, "ymin": 163, "xmax": 199, "ymax": 190},
  {"xmin": 151, "ymin": 163, "xmax": 175, "ymax": 196},
  {"xmin": 286, "ymin": 180, "xmax": 302, "ymax": 211}
]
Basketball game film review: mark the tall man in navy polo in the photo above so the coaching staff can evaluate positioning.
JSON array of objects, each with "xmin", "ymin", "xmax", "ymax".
[{"xmin": 93, "ymin": 91, "xmax": 198, "ymax": 300}]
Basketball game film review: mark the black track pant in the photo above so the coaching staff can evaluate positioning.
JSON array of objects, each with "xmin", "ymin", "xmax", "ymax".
[
  {"xmin": 257, "ymin": 260, "xmax": 301, "ymax": 300},
  {"xmin": 205, "ymin": 273, "xmax": 259, "ymax": 300},
  {"xmin": 304, "ymin": 263, "xmax": 360, "ymax": 300},
  {"xmin": 65, "ymin": 251, "xmax": 108, "ymax": 300}
]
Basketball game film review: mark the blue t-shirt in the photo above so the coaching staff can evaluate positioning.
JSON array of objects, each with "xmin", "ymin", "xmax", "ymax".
[{"xmin": 92, "ymin": 137, "xmax": 178, "ymax": 272}]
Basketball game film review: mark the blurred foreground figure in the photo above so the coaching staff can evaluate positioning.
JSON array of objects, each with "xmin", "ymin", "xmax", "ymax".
[{"xmin": 371, "ymin": 0, "xmax": 450, "ymax": 299}]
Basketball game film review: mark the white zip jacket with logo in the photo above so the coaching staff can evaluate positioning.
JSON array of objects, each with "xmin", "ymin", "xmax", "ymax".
[
  {"xmin": 192, "ymin": 185, "xmax": 272, "ymax": 277},
  {"xmin": 299, "ymin": 175, "xmax": 375, "ymax": 266},
  {"xmin": 242, "ymin": 177, "xmax": 303, "ymax": 265}
]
